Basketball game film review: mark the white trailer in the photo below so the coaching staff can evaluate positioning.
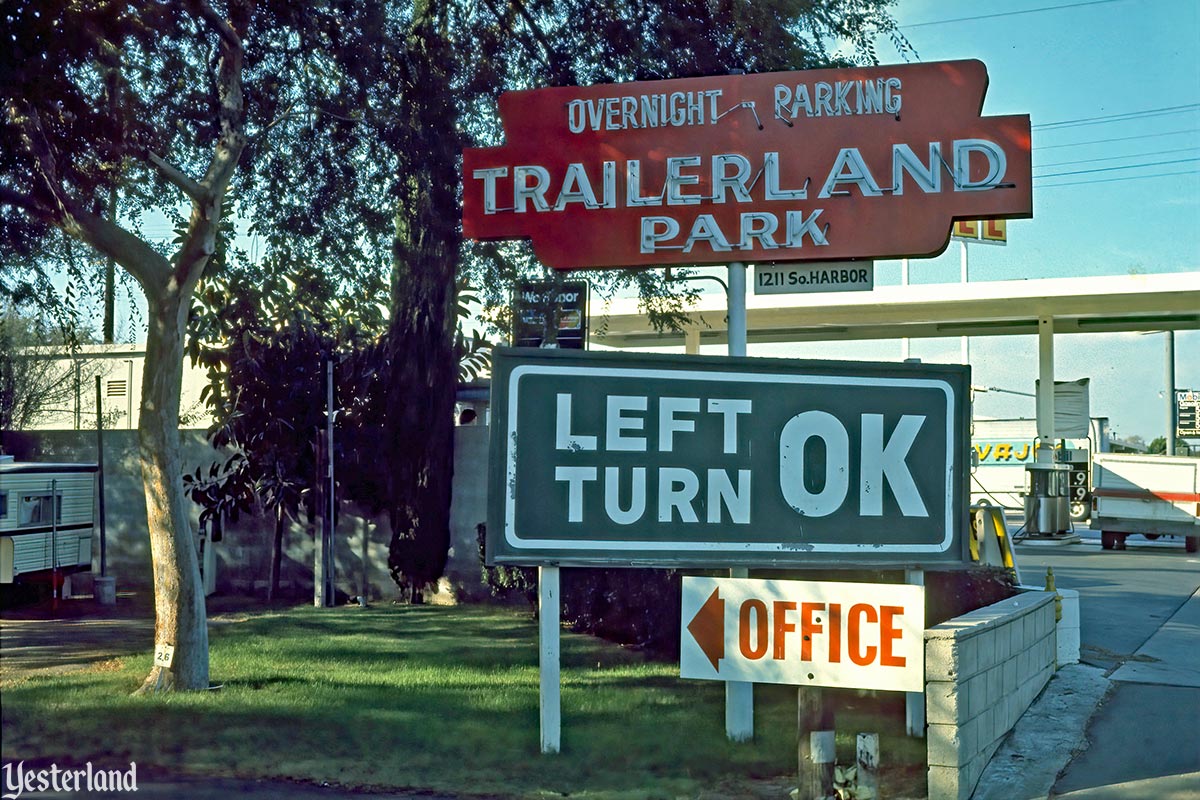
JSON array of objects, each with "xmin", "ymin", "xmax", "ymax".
[
  {"xmin": 0, "ymin": 458, "xmax": 98, "ymax": 585},
  {"xmin": 1091, "ymin": 453, "xmax": 1200, "ymax": 552}
]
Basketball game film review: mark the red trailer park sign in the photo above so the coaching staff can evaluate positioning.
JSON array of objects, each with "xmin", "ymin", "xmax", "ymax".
[{"xmin": 462, "ymin": 59, "xmax": 1032, "ymax": 270}]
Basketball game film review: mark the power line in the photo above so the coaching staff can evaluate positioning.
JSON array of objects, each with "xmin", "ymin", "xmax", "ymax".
[
  {"xmin": 1034, "ymin": 129, "xmax": 1199, "ymax": 150},
  {"xmin": 1033, "ymin": 104, "xmax": 1199, "ymax": 131},
  {"xmin": 901, "ymin": 0, "xmax": 1124, "ymax": 29},
  {"xmin": 1035, "ymin": 156, "xmax": 1200, "ymax": 178},
  {"xmin": 1034, "ymin": 168, "xmax": 1200, "ymax": 188},
  {"xmin": 1034, "ymin": 146, "xmax": 1200, "ymax": 169}
]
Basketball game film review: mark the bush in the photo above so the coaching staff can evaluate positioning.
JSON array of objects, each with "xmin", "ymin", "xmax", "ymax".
[
  {"xmin": 476, "ymin": 523, "xmax": 538, "ymax": 608},
  {"xmin": 561, "ymin": 568, "xmax": 685, "ymax": 659},
  {"xmin": 477, "ymin": 520, "xmax": 1020, "ymax": 661}
]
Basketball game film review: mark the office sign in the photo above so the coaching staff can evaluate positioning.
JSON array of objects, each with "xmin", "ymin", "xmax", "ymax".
[
  {"xmin": 754, "ymin": 262, "xmax": 874, "ymax": 295},
  {"xmin": 681, "ymin": 576, "xmax": 925, "ymax": 692},
  {"xmin": 487, "ymin": 348, "xmax": 970, "ymax": 568},
  {"xmin": 463, "ymin": 59, "xmax": 1032, "ymax": 269}
]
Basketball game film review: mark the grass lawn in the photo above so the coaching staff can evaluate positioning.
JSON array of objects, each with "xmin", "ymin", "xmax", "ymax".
[{"xmin": 0, "ymin": 604, "xmax": 926, "ymax": 798}]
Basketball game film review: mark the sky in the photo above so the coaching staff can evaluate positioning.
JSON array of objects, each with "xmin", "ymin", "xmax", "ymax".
[
  {"xmin": 80, "ymin": 0, "xmax": 1200, "ymax": 443},
  {"xmin": 711, "ymin": 0, "xmax": 1199, "ymax": 442}
]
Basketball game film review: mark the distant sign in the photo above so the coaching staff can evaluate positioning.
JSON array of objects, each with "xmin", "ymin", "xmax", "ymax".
[
  {"xmin": 1179, "ymin": 389, "xmax": 1199, "ymax": 437},
  {"xmin": 951, "ymin": 219, "xmax": 1007, "ymax": 245},
  {"xmin": 487, "ymin": 348, "xmax": 970, "ymax": 568},
  {"xmin": 973, "ymin": 439, "xmax": 1081, "ymax": 467},
  {"xmin": 754, "ymin": 262, "xmax": 873, "ymax": 295},
  {"xmin": 680, "ymin": 576, "xmax": 925, "ymax": 692},
  {"xmin": 513, "ymin": 281, "xmax": 588, "ymax": 349},
  {"xmin": 973, "ymin": 439, "xmax": 1037, "ymax": 466}
]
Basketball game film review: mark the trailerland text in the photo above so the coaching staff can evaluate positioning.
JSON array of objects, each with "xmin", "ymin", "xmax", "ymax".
[{"xmin": 472, "ymin": 140, "xmax": 1008, "ymax": 256}]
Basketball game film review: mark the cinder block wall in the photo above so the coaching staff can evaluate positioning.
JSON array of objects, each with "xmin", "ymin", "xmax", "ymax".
[{"xmin": 925, "ymin": 591, "xmax": 1057, "ymax": 800}]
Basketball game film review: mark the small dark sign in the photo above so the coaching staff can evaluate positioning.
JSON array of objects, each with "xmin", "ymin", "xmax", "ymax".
[{"xmin": 513, "ymin": 281, "xmax": 588, "ymax": 349}]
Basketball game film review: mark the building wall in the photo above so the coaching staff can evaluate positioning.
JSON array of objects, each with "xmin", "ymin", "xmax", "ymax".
[{"xmin": 12, "ymin": 345, "xmax": 210, "ymax": 432}]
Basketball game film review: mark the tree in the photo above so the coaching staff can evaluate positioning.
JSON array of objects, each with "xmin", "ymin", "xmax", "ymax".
[
  {"xmin": 238, "ymin": 0, "xmax": 908, "ymax": 600},
  {"xmin": 1147, "ymin": 436, "xmax": 1190, "ymax": 456},
  {"xmin": 0, "ymin": 0, "xmax": 271, "ymax": 692},
  {"xmin": 0, "ymin": 306, "xmax": 97, "ymax": 434},
  {"xmin": 186, "ymin": 260, "xmax": 384, "ymax": 600}
]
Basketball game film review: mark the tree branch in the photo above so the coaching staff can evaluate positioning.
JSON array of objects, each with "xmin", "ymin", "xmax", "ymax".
[
  {"xmin": 6, "ymin": 101, "xmax": 170, "ymax": 292},
  {"xmin": 478, "ymin": 0, "xmax": 554, "ymax": 76},
  {"xmin": 146, "ymin": 151, "xmax": 204, "ymax": 201},
  {"xmin": 0, "ymin": 184, "xmax": 45, "ymax": 217},
  {"xmin": 509, "ymin": 0, "xmax": 571, "ymax": 83},
  {"xmin": 174, "ymin": 0, "xmax": 248, "ymax": 291},
  {"xmin": 194, "ymin": 0, "xmax": 243, "ymax": 52}
]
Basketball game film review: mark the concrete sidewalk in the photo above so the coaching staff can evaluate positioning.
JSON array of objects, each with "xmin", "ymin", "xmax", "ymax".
[
  {"xmin": 971, "ymin": 664, "xmax": 1112, "ymax": 800},
  {"xmin": 973, "ymin": 587, "xmax": 1200, "ymax": 799},
  {"xmin": 1107, "ymin": 587, "xmax": 1200, "ymax": 688}
]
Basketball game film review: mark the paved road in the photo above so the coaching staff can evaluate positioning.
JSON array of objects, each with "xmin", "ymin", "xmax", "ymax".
[{"xmin": 1014, "ymin": 528, "xmax": 1200, "ymax": 798}]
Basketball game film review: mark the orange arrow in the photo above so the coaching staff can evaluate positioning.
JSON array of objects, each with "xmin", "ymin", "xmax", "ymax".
[{"xmin": 687, "ymin": 588, "xmax": 725, "ymax": 671}]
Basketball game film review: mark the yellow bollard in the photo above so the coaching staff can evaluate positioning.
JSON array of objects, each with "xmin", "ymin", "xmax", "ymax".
[{"xmin": 1045, "ymin": 567, "xmax": 1062, "ymax": 623}]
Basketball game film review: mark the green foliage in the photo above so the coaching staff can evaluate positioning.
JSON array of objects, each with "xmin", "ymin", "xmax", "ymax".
[
  {"xmin": 477, "ymin": 523, "xmax": 538, "ymax": 607},
  {"xmin": 1147, "ymin": 435, "xmax": 1192, "ymax": 455},
  {"xmin": 185, "ymin": 257, "xmax": 378, "ymax": 545},
  {"xmin": 562, "ymin": 568, "xmax": 686, "ymax": 658}
]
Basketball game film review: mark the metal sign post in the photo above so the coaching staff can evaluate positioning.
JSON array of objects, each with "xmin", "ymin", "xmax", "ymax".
[{"xmin": 725, "ymin": 261, "xmax": 753, "ymax": 742}]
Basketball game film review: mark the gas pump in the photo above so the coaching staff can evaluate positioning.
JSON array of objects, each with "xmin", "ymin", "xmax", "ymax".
[{"xmin": 1023, "ymin": 453, "xmax": 1072, "ymax": 536}]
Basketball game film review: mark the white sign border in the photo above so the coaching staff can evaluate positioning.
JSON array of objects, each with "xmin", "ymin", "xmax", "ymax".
[{"xmin": 504, "ymin": 365, "xmax": 958, "ymax": 554}]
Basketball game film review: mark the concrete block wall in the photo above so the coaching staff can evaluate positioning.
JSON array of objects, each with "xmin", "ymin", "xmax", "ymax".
[{"xmin": 925, "ymin": 591, "xmax": 1057, "ymax": 800}]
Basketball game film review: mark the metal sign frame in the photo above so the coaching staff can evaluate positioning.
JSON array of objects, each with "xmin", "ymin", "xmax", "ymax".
[{"xmin": 487, "ymin": 347, "xmax": 971, "ymax": 569}]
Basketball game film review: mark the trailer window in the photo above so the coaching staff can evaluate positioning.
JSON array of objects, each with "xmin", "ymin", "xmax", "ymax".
[
  {"xmin": 18, "ymin": 493, "xmax": 62, "ymax": 527},
  {"xmin": 0, "ymin": 492, "xmax": 7, "ymax": 519}
]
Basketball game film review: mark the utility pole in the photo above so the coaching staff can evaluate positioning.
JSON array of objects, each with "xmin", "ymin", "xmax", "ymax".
[{"xmin": 1166, "ymin": 331, "xmax": 1176, "ymax": 456}]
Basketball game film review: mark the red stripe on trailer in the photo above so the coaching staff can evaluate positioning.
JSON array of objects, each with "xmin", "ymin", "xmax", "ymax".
[{"xmin": 1092, "ymin": 488, "xmax": 1200, "ymax": 503}]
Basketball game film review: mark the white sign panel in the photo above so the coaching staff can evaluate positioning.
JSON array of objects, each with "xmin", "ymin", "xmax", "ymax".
[
  {"xmin": 754, "ymin": 262, "xmax": 874, "ymax": 295},
  {"xmin": 680, "ymin": 576, "xmax": 924, "ymax": 692}
]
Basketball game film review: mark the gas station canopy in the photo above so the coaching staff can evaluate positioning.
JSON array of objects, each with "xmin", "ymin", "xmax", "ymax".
[{"xmin": 592, "ymin": 271, "xmax": 1200, "ymax": 348}]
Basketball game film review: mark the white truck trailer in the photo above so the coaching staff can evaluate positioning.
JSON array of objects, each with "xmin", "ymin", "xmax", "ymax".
[
  {"xmin": 1091, "ymin": 452, "xmax": 1200, "ymax": 552},
  {"xmin": 0, "ymin": 457, "xmax": 98, "ymax": 586}
]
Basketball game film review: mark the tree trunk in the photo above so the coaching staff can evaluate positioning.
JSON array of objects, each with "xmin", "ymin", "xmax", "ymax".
[
  {"xmin": 134, "ymin": 290, "xmax": 209, "ymax": 693},
  {"xmin": 381, "ymin": 11, "xmax": 459, "ymax": 601}
]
